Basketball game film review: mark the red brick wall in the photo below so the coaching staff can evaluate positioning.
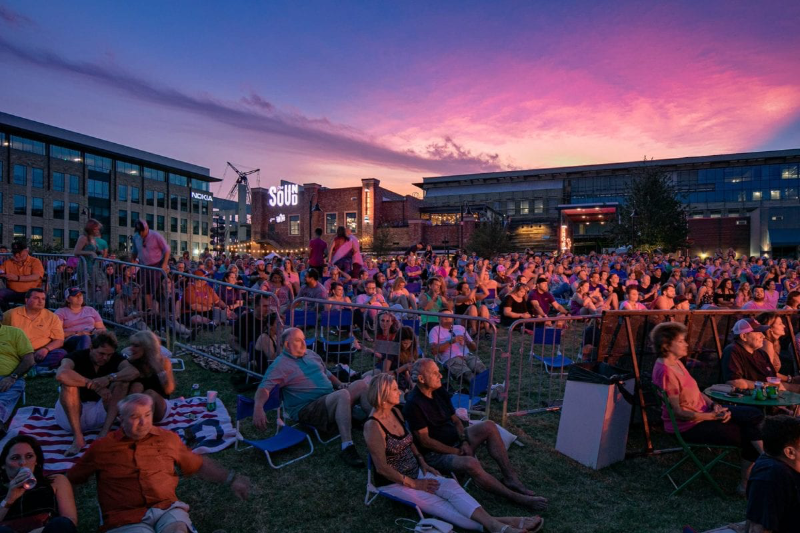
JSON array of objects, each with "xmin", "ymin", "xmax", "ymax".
[{"xmin": 688, "ymin": 217, "xmax": 750, "ymax": 257}]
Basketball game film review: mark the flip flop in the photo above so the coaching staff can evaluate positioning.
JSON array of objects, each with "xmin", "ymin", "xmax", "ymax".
[{"xmin": 520, "ymin": 517, "xmax": 544, "ymax": 533}]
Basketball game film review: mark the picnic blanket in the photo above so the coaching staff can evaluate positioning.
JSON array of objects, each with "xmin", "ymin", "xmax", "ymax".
[{"xmin": 2, "ymin": 396, "xmax": 237, "ymax": 474}]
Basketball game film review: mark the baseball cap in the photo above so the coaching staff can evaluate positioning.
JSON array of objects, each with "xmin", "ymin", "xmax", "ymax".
[
  {"xmin": 536, "ymin": 276, "xmax": 548, "ymax": 284},
  {"xmin": 65, "ymin": 287, "xmax": 83, "ymax": 299},
  {"xmin": 732, "ymin": 318, "xmax": 770, "ymax": 335},
  {"xmin": 496, "ymin": 265, "xmax": 506, "ymax": 272},
  {"xmin": 193, "ymin": 269, "xmax": 206, "ymax": 276}
]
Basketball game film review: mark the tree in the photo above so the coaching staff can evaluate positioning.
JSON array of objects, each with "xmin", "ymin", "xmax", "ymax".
[
  {"xmin": 466, "ymin": 218, "xmax": 511, "ymax": 258},
  {"xmin": 611, "ymin": 161, "xmax": 689, "ymax": 252},
  {"xmin": 371, "ymin": 224, "xmax": 392, "ymax": 258}
]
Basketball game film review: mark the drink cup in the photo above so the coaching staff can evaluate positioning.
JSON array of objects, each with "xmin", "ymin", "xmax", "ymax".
[
  {"xmin": 207, "ymin": 390, "xmax": 217, "ymax": 412},
  {"xmin": 18, "ymin": 467, "xmax": 36, "ymax": 490}
]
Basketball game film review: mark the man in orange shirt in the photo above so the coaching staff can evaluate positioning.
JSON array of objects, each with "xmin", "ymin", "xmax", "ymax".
[
  {"xmin": 67, "ymin": 393, "xmax": 250, "ymax": 532},
  {"xmin": 2, "ymin": 288, "xmax": 66, "ymax": 369},
  {"xmin": 182, "ymin": 270, "xmax": 227, "ymax": 328},
  {"xmin": 0, "ymin": 240, "xmax": 44, "ymax": 310}
]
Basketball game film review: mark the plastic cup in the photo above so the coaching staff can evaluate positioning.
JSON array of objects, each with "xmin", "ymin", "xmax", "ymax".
[{"xmin": 207, "ymin": 390, "xmax": 217, "ymax": 412}]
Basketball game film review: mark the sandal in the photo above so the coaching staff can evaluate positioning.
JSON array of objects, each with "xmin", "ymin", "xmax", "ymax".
[{"xmin": 520, "ymin": 517, "xmax": 544, "ymax": 533}]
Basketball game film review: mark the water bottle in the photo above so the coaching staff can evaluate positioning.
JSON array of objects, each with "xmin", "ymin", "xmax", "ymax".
[
  {"xmin": 191, "ymin": 384, "xmax": 201, "ymax": 398},
  {"xmin": 18, "ymin": 467, "xmax": 36, "ymax": 490},
  {"xmin": 27, "ymin": 366, "xmax": 37, "ymax": 379}
]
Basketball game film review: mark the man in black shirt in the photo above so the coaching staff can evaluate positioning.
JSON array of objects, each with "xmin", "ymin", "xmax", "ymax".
[
  {"xmin": 231, "ymin": 294, "xmax": 279, "ymax": 374},
  {"xmin": 403, "ymin": 359, "xmax": 547, "ymax": 510},
  {"xmin": 722, "ymin": 318, "xmax": 800, "ymax": 391},
  {"xmin": 746, "ymin": 415, "xmax": 800, "ymax": 533},
  {"xmin": 55, "ymin": 331, "xmax": 125, "ymax": 456}
]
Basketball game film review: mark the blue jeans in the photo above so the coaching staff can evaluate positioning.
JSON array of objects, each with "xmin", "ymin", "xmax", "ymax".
[
  {"xmin": 64, "ymin": 335, "xmax": 92, "ymax": 354},
  {"xmin": 0, "ymin": 377, "xmax": 24, "ymax": 424},
  {"xmin": 551, "ymin": 283, "xmax": 572, "ymax": 298}
]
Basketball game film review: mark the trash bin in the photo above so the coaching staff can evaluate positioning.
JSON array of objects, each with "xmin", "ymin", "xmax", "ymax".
[{"xmin": 555, "ymin": 362, "xmax": 635, "ymax": 469}]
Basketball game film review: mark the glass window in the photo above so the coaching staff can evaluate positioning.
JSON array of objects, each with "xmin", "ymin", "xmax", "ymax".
[
  {"xmin": 325, "ymin": 213, "xmax": 337, "ymax": 234},
  {"xmin": 10, "ymin": 135, "xmax": 45, "ymax": 155},
  {"xmin": 13, "ymin": 195, "xmax": 26, "ymax": 215},
  {"xmin": 771, "ymin": 189, "xmax": 781, "ymax": 200},
  {"xmin": 157, "ymin": 192, "xmax": 165, "ymax": 208},
  {"xmin": 13, "ymin": 225, "xmax": 26, "ymax": 241},
  {"xmin": 53, "ymin": 172, "xmax": 65, "ymax": 192},
  {"xmin": 50, "ymin": 145, "xmax": 81, "ymax": 162},
  {"xmin": 131, "ymin": 187, "xmax": 140, "ymax": 203},
  {"xmin": 143, "ymin": 167, "xmax": 165, "ymax": 181},
  {"xmin": 118, "ymin": 235, "xmax": 128, "ymax": 252},
  {"xmin": 519, "ymin": 201, "xmax": 530, "ymax": 215},
  {"xmin": 119, "ymin": 209, "xmax": 127, "ymax": 227},
  {"xmin": 118, "ymin": 184, "xmax": 127, "ymax": 201},
  {"xmin": 345, "ymin": 212, "xmax": 357, "ymax": 233},
  {"xmin": 534, "ymin": 199, "xmax": 544, "ymax": 214},
  {"xmin": 753, "ymin": 191, "xmax": 763, "ymax": 201},
  {"xmin": 202, "ymin": 221, "xmax": 208, "ymax": 236},
  {"xmin": 180, "ymin": 219, "xmax": 188, "ymax": 234},
  {"xmin": 170, "ymin": 217, "xmax": 178, "ymax": 232},
  {"xmin": 69, "ymin": 174, "xmax": 80, "ymax": 194},
  {"xmin": 201, "ymin": 200, "xmax": 208, "ymax": 216},
  {"xmin": 191, "ymin": 178, "xmax": 209, "ymax": 191},
  {"xmin": 193, "ymin": 220, "xmax": 200, "ymax": 235},
  {"xmin": 69, "ymin": 203, "xmax": 80, "ymax": 221},
  {"xmin": 157, "ymin": 215, "xmax": 165, "ymax": 231},
  {"xmin": 170, "ymin": 240, "xmax": 178, "ymax": 254},
  {"xmin": 53, "ymin": 228, "xmax": 64, "ymax": 248},
  {"xmin": 145, "ymin": 213, "xmax": 154, "ymax": 228},
  {"xmin": 69, "ymin": 230, "xmax": 79, "ymax": 248},
  {"xmin": 192, "ymin": 199, "xmax": 200, "ymax": 213},
  {"xmin": 192, "ymin": 241, "xmax": 200, "ymax": 254},
  {"xmin": 146, "ymin": 190, "xmax": 155, "ymax": 206},
  {"xmin": 85, "ymin": 154, "xmax": 112, "ymax": 172},
  {"xmin": 289, "ymin": 215, "xmax": 300, "ymax": 235},
  {"xmin": 130, "ymin": 211, "xmax": 139, "ymax": 228},
  {"xmin": 88, "ymin": 179, "xmax": 110, "ymax": 199},
  {"xmin": 506, "ymin": 200, "xmax": 515, "ymax": 215},
  {"xmin": 30, "ymin": 227, "xmax": 43, "ymax": 247},
  {"xmin": 181, "ymin": 240, "xmax": 188, "ymax": 252},
  {"xmin": 0, "ymin": 192, "xmax": 2, "ymax": 214},
  {"xmin": 169, "ymin": 173, "xmax": 188, "ymax": 187},
  {"xmin": 180, "ymin": 197, "xmax": 188, "ymax": 212},
  {"xmin": 13, "ymin": 164, "xmax": 26, "ymax": 186},
  {"xmin": 781, "ymin": 164, "xmax": 799, "ymax": 180},
  {"xmin": 31, "ymin": 197, "xmax": 43, "ymax": 217},
  {"xmin": 32, "ymin": 168, "xmax": 44, "ymax": 189},
  {"xmin": 170, "ymin": 195, "xmax": 178, "ymax": 210},
  {"xmin": 117, "ymin": 161, "xmax": 140, "ymax": 175}
]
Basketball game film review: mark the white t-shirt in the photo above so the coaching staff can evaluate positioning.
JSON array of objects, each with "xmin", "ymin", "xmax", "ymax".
[{"xmin": 428, "ymin": 324, "xmax": 473, "ymax": 363}]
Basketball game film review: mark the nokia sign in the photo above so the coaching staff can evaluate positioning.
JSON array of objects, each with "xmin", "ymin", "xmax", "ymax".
[
  {"xmin": 268, "ymin": 183, "xmax": 299, "ymax": 207},
  {"xmin": 191, "ymin": 192, "xmax": 213, "ymax": 201}
]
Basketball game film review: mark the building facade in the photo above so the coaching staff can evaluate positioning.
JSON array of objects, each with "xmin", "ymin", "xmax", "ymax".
[
  {"xmin": 418, "ymin": 149, "xmax": 800, "ymax": 257},
  {"xmin": 0, "ymin": 113, "xmax": 218, "ymax": 256}
]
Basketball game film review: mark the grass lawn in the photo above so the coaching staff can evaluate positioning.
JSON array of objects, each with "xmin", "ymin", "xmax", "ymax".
[{"xmin": 20, "ymin": 325, "xmax": 747, "ymax": 533}]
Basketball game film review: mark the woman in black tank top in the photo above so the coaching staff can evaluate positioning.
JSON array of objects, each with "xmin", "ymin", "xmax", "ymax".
[{"xmin": 117, "ymin": 331, "xmax": 176, "ymax": 425}]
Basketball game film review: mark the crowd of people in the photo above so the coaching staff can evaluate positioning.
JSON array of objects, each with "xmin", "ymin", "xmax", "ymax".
[{"xmin": 0, "ymin": 219, "xmax": 798, "ymax": 531}]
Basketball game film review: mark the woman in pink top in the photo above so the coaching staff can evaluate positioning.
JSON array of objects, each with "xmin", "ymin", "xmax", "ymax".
[
  {"xmin": 650, "ymin": 322, "xmax": 764, "ymax": 493},
  {"xmin": 55, "ymin": 287, "xmax": 106, "ymax": 353}
]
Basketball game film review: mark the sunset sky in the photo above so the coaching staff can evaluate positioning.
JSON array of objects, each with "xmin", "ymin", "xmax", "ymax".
[{"xmin": 1, "ymin": 1, "xmax": 799, "ymax": 198}]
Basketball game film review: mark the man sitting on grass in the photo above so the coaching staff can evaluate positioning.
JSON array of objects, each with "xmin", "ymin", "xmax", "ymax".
[
  {"xmin": 404, "ymin": 358, "xmax": 548, "ymax": 511},
  {"xmin": 0, "ymin": 317, "xmax": 34, "ymax": 435},
  {"xmin": 253, "ymin": 327, "xmax": 371, "ymax": 468},
  {"xmin": 429, "ymin": 311, "xmax": 485, "ymax": 386},
  {"xmin": 2, "ymin": 288, "xmax": 67, "ymax": 369}
]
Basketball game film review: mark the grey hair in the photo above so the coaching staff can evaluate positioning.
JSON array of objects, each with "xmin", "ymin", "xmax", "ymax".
[
  {"xmin": 410, "ymin": 358, "xmax": 436, "ymax": 385},
  {"xmin": 281, "ymin": 327, "xmax": 301, "ymax": 347},
  {"xmin": 117, "ymin": 393, "xmax": 153, "ymax": 418}
]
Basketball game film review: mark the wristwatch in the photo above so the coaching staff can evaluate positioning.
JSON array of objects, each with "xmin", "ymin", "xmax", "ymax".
[
  {"xmin": 9, "ymin": 374, "xmax": 18, "ymax": 381},
  {"xmin": 108, "ymin": 373, "xmax": 117, "ymax": 382}
]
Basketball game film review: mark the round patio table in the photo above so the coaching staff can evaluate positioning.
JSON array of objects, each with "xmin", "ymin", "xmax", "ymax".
[{"xmin": 704, "ymin": 387, "xmax": 800, "ymax": 408}]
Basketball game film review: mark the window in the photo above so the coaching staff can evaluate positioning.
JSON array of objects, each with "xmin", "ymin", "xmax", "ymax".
[
  {"xmin": 201, "ymin": 221, "xmax": 208, "ymax": 236},
  {"xmin": 130, "ymin": 211, "xmax": 139, "ymax": 228},
  {"xmin": 772, "ymin": 215, "xmax": 784, "ymax": 221},
  {"xmin": 85, "ymin": 154, "xmax": 112, "ymax": 172},
  {"xmin": 157, "ymin": 192, "xmax": 165, "ymax": 208},
  {"xmin": 170, "ymin": 195, "xmax": 178, "ymax": 210},
  {"xmin": 117, "ymin": 161, "xmax": 139, "ymax": 175},
  {"xmin": 534, "ymin": 199, "xmax": 544, "ymax": 214},
  {"xmin": 146, "ymin": 190, "xmax": 155, "ymax": 206},
  {"xmin": 192, "ymin": 242, "xmax": 200, "ymax": 254},
  {"xmin": 325, "ymin": 213, "xmax": 337, "ymax": 234},
  {"xmin": 13, "ymin": 164, "xmax": 26, "ymax": 186},
  {"xmin": 180, "ymin": 197, "xmax": 188, "ymax": 212},
  {"xmin": 180, "ymin": 219, "xmax": 188, "ymax": 234},
  {"xmin": 169, "ymin": 173, "xmax": 188, "ymax": 187},
  {"xmin": 289, "ymin": 215, "xmax": 300, "ymax": 235},
  {"xmin": 519, "ymin": 201, "xmax": 530, "ymax": 215},
  {"xmin": 31, "ymin": 197, "xmax": 43, "ymax": 217},
  {"xmin": 145, "ymin": 213, "xmax": 155, "ymax": 229},
  {"xmin": 506, "ymin": 201, "xmax": 515, "ymax": 215},
  {"xmin": 345, "ymin": 212, "xmax": 357, "ymax": 233},
  {"xmin": 118, "ymin": 185, "xmax": 127, "ymax": 201},
  {"xmin": 191, "ymin": 178, "xmax": 209, "ymax": 191},
  {"xmin": 0, "ymin": 192, "xmax": 2, "ymax": 213},
  {"xmin": 53, "ymin": 172, "xmax": 65, "ymax": 192},
  {"xmin": 53, "ymin": 200, "xmax": 65, "ymax": 219},
  {"xmin": 201, "ymin": 200, "xmax": 208, "ymax": 216},
  {"xmin": 30, "ymin": 227, "xmax": 43, "ymax": 247},
  {"xmin": 193, "ymin": 220, "xmax": 200, "ymax": 235},
  {"xmin": 119, "ymin": 209, "xmax": 128, "ymax": 227},
  {"xmin": 32, "ymin": 168, "xmax": 44, "ymax": 189},
  {"xmin": 88, "ymin": 179, "xmax": 110, "ymax": 199},
  {"xmin": 13, "ymin": 195, "xmax": 26, "ymax": 215},
  {"xmin": 770, "ymin": 189, "xmax": 781, "ymax": 200},
  {"xmin": 50, "ymin": 145, "xmax": 81, "ymax": 162},
  {"xmin": 69, "ymin": 203, "xmax": 80, "ymax": 222},
  {"xmin": 170, "ymin": 217, "xmax": 178, "ymax": 232},
  {"xmin": 69, "ymin": 174, "xmax": 80, "ymax": 194},
  {"xmin": 179, "ymin": 240, "xmax": 187, "ymax": 252},
  {"xmin": 192, "ymin": 199, "xmax": 200, "ymax": 214},
  {"xmin": 69, "ymin": 230, "xmax": 79, "ymax": 248},
  {"xmin": 131, "ymin": 187, "xmax": 140, "ymax": 203},
  {"xmin": 753, "ymin": 191, "xmax": 763, "ymax": 201},
  {"xmin": 10, "ymin": 135, "xmax": 45, "ymax": 155},
  {"xmin": 170, "ymin": 240, "xmax": 178, "ymax": 254},
  {"xmin": 143, "ymin": 167, "xmax": 165, "ymax": 182},
  {"xmin": 53, "ymin": 228, "xmax": 64, "ymax": 248},
  {"xmin": 118, "ymin": 235, "xmax": 128, "ymax": 252},
  {"xmin": 13, "ymin": 225, "xmax": 26, "ymax": 241}
]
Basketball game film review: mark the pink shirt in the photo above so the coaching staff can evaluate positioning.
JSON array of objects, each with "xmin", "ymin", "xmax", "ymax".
[
  {"xmin": 55, "ymin": 306, "xmax": 103, "ymax": 336},
  {"xmin": 652, "ymin": 359, "xmax": 710, "ymax": 433}
]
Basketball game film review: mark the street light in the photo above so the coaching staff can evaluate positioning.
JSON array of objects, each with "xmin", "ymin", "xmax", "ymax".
[
  {"xmin": 309, "ymin": 199, "xmax": 321, "ymax": 240},
  {"xmin": 442, "ymin": 238, "xmax": 450, "ymax": 261},
  {"xmin": 459, "ymin": 203, "xmax": 477, "ymax": 250}
]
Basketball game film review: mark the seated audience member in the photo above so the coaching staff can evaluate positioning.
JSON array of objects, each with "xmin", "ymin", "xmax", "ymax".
[
  {"xmin": 419, "ymin": 278, "xmax": 450, "ymax": 333},
  {"xmin": 389, "ymin": 278, "xmax": 418, "ymax": 310},
  {"xmin": 651, "ymin": 321, "xmax": 763, "ymax": 493},
  {"xmin": 55, "ymin": 288, "xmax": 106, "ymax": 354},
  {"xmin": 529, "ymin": 277, "xmax": 568, "ymax": 317},
  {"xmin": 652, "ymin": 284, "xmax": 676, "ymax": 310},
  {"xmin": 217, "ymin": 270, "xmax": 245, "ymax": 319},
  {"xmin": 570, "ymin": 280, "xmax": 600, "ymax": 315},
  {"xmin": 501, "ymin": 283, "xmax": 540, "ymax": 327},
  {"xmin": 183, "ymin": 270, "xmax": 228, "ymax": 328},
  {"xmin": 231, "ymin": 295, "xmax": 280, "ymax": 373},
  {"xmin": 619, "ymin": 285, "xmax": 647, "ymax": 310},
  {"xmin": 297, "ymin": 268, "xmax": 328, "ymax": 300},
  {"xmin": 365, "ymin": 373, "xmax": 543, "ymax": 533},
  {"xmin": 429, "ymin": 311, "xmax": 485, "ymax": 385},
  {"xmin": 0, "ymin": 240, "xmax": 45, "ymax": 311},
  {"xmin": 260, "ymin": 268, "xmax": 293, "ymax": 312},
  {"xmin": 763, "ymin": 279, "xmax": 780, "ymax": 310},
  {"xmin": 0, "ymin": 435, "xmax": 77, "ymax": 532},
  {"xmin": 783, "ymin": 290, "xmax": 800, "ymax": 310},
  {"xmin": 373, "ymin": 324, "xmax": 419, "ymax": 392},
  {"xmin": 68, "ymin": 393, "xmax": 250, "ymax": 533},
  {"xmin": 673, "ymin": 295, "xmax": 690, "ymax": 310},
  {"xmin": 735, "ymin": 282, "xmax": 752, "ymax": 309},
  {"xmin": 2, "ymin": 288, "xmax": 66, "ymax": 369},
  {"xmin": 0, "ymin": 322, "xmax": 34, "ymax": 434},
  {"xmin": 55, "ymin": 331, "xmax": 124, "ymax": 456},
  {"xmin": 713, "ymin": 278, "xmax": 736, "ymax": 309},
  {"xmin": 722, "ymin": 318, "xmax": 800, "ymax": 393},
  {"xmin": 745, "ymin": 415, "xmax": 800, "ymax": 533},
  {"xmin": 742, "ymin": 286, "xmax": 770, "ymax": 311},
  {"xmin": 403, "ymin": 359, "xmax": 549, "ymax": 514},
  {"xmin": 696, "ymin": 277, "xmax": 716, "ymax": 309},
  {"xmin": 323, "ymin": 266, "xmax": 351, "ymax": 293},
  {"xmin": 354, "ymin": 280, "xmax": 389, "ymax": 340},
  {"xmin": 253, "ymin": 327, "xmax": 370, "ymax": 468},
  {"xmin": 454, "ymin": 282, "xmax": 490, "ymax": 337},
  {"xmin": 113, "ymin": 283, "xmax": 149, "ymax": 331}
]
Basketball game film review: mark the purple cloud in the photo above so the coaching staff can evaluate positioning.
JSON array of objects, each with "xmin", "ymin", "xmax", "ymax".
[{"xmin": 0, "ymin": 5, "xmax": 33, "ymax": 27}]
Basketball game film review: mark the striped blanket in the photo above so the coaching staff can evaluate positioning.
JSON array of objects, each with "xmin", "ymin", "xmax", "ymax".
[{"xmin": 2, "ymin": 396, "xmax": 237, "ymax": 474}]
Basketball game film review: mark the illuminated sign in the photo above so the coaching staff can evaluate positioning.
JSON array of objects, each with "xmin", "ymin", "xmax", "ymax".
[
  {"xmin": 268, "ymin": 184, "xmax": 298, "ymax": 207},
  {"xmin": 191, "ymin": 192, "xmax": 213, "ymax": 201},
  {"xmin": 560, "ymin": 225, "xmax": 572, "ymax": 253}
]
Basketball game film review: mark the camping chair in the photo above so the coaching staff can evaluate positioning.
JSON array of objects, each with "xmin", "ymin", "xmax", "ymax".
[
  {"xmin": 365, "ymin": 454, "xmax": 424, "ymax": 520},
  {"xmin": 653, "ymin": 385, "xmax": 739, "ymax": 496},
  {"xmin": 528, "ymin": 327, "xmax": 573, "ymax": 374},
  {"xmin": 450, "ymin": 369, "xmax": 491, "ymax": 411},
  {"xmin": 318, "ymin": 309, "xmax": 359, "ymax": 364},
  {"xmin": 235, "ymin": 390, "xmax": 314, "ymax": 469}
]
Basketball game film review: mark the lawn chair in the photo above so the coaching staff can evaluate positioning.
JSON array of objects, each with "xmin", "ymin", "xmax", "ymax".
[
  {"xmin": 318, "ymin": 309, "xmax": 358, "ymax": 365},
  {"xmin": 235, "ymin": 390, "xmax": 314, "ymax": 469},
  {"xmin": 450, "ymin": 369, "xmax": 490, "ymax": 411},
  {"xmin": 653, "ymin": 385, "xmax": 739, "ymax": 496},
  {"xmin": 528, "ymin": 327, "xmax": 574, "ymax": 374},
  {"xmin": 365, "ymin": 455, "xmax": 424, "ymax": 520}
]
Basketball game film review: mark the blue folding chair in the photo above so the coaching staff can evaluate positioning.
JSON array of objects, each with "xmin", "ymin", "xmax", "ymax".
[
  {"xmin": 450, "ymin": 369, "xmax": 491, "ymax": 411},
  {"xmin": 365, "ymin": 455, "xmax": 424, "ymax": 519},
  {"xmin": 402, "ymin": 318, "xmax": 421, "ymax": 335},
  {"xmin": 286, "ymin": 308, "xmax": 318, "ymax": 348},
  {"xmin": 319, "ymin": 310, "xmax": 358, "ymax": 363},
  {"xmin": 235, "ymin": 390, "xmax": 314, "ymax": 469},
  {"xmin": 528, "ymin": 327, "xmax": 573, "ymax": 374}
]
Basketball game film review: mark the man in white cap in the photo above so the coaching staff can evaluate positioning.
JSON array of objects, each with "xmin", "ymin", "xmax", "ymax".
[{"xmin": 722, "ymin": 318, "xmax": 800, "ymax": 392}]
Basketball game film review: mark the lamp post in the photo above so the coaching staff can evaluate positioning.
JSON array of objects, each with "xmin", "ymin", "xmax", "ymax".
[
  {"xmin": 459, "ymin": 203, "xmax": 475, "ymax": 250},
  {"xmin": 442, "ymin": 238, "xmax": 450, "ymax": 262},
  {"xmin": 308, "ymin": 199, "xmax": 321, "ymax": 241}
]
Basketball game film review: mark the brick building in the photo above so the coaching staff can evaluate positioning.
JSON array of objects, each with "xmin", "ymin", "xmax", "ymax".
[{"xmin": 0, "ymin": 113, "xmax": 218, "ymax": 256}]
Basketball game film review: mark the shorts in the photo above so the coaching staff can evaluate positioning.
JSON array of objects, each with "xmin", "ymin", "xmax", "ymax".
[
  {"xmin": 422, "ymin": 451, "xmax": 459, "ymax": 474},
  {"xmin": 139, "ymin": 267, "xmax": 164, "ymax": 300},
  {"xmin": 55, "ymin": 399, "xmax": 107, "ymax": 432},
  {"xmin": 297, "ymin": 395, "xmax": 334, "ymax": 432},
  {"xmin": 106, "ymin": 502, "xmax": 194, "ymax": 533}
]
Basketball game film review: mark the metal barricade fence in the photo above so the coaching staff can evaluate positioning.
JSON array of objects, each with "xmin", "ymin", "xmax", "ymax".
[
  {"xmin": 1, "ymin": 253, "xmax": 91, "ymax": 307},
  {"xmin": 289, "ymin": 297, "xmax": 502, "ymax": 419}
]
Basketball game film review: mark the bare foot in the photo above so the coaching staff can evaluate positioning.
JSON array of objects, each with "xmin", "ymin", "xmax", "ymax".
[
  {"xmin": 64, "ymin": 438, "xmax": 85, "ymax": 457},
  {"xmin": 503, "ymin": 479, "xmax": 538, "ymax": 497},
  {"xmin": 521, "ymin": 495, "xmax": 548, "ymax": 511},
  {"xmin": 518, "ymin": 516, "xmax": 544, "ymax": 532}
]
